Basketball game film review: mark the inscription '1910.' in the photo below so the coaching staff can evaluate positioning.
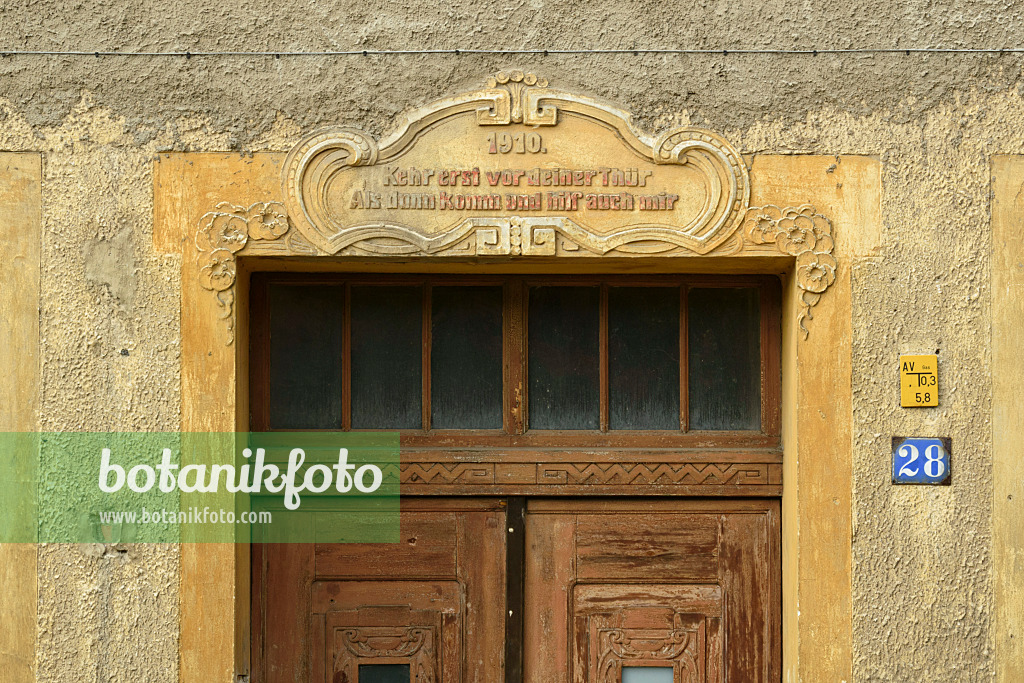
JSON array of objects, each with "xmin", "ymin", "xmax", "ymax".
[{"xmin": 487, "ymin": 132, "xmax": 545, "ymax": 154}]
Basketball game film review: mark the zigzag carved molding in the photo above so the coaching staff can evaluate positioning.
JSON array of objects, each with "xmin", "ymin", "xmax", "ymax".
[{"xmin": 400, "ymin": 462, "xmax": 776, "ymax": 487}]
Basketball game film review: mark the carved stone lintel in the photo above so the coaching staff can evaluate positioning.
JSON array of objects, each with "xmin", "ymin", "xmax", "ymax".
[
  {"xmin": 331, "ymin": 212, "xmax": 754, "ymax": 258},
  {"xmin": 194, "ymin": 201, "xmax": 289, "ymax": 343},
  {"xmin": 743, "ymin": 204, "xmax": 838, "ymax": 338},
  {"xmin": 193, "ymin": 200, "xmax": 837, "ymax": 344},
  {"xmin": 195, "ymin": 78, "xmax": 838, "ymax": 345}
]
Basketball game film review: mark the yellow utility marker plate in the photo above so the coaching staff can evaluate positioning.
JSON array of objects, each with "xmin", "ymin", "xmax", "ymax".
[{"xmin": 900, "ymin": 354, "xmax": 938, "ymax": 407}]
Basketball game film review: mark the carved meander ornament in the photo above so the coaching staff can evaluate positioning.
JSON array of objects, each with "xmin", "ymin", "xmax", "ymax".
[{"xmin": 196, "ymin": 71, "xmax": 837, "ymax": 340}]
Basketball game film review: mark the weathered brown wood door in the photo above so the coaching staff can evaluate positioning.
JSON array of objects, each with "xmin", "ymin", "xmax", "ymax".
[
  {"xmin": 525, "ymin": 500, "xmax": 779, "ymax": 682},
  {"xmin": 254, "ymin": 498, "xmax": 778, "ymax": 682},
  {"xmin": 250, "ymin": 273, "xmax": 782, "ymax": 682},
  {"xmin": 255, "ymin": 499, "xmax": 508, "ymax": 683}
]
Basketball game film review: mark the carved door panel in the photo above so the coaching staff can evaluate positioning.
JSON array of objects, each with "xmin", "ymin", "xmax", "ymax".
[
  {"xmin": 255, "ymin": 499, "xmax": 506, "ymax": 683},
  {"xmin": 524, "ymin": 499, "xmax": 780, "ymax": 683}
]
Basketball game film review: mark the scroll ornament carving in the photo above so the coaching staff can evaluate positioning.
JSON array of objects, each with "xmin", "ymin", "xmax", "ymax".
[
  {"xmin": 743, "ymin": 204, "xmax": 838, "ymax": 338},
  {"xmin": 597, "ymin": 627, "xmax": 699, "ymax": 682},
  {"xmin": 337, "ymin": 626, "xmax": 436, "ymax": 683},
  {"xmin": 195, "ymin": 201, "xmax": 289, "ymax": 343},
  {"xmin": 340, "ymin": 627, "xmax": 431, "ymax": 658}
]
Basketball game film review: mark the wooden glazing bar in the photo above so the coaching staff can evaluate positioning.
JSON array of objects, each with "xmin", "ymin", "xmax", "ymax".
[
  {"xmin": 760, "ymin": 278, "xmax": 782, "ymax": 436},
  {"xmin": 680, "ymin": 284, "xmax": 689, "ymax": 433},
  {"xmin": 340, "ymin": 281, "xmax": 352, "ymax": 431},
  {"xmin": 599, "ymin": 283, "xmax": 609, "ymax": 432},
  {"xmin": 248, "ymin": 274, "xmax": 271, "ymax": 431},
  {"xmin": 423, "ymin": 282, "xmax": 432, "ymax": 432}
]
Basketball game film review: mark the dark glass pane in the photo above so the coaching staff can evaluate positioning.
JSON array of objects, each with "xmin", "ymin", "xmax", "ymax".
[
  {"xmin": 688, "ymin": 287, "xmax": 761, "ymax": 430},
  {"xmin": 431, "ymin": 286, "xmax": 503, "ymax": 429},
  {"xmin": 609, "ymin": 287, "xmax": 680, "ymax": 430},
  {"xmin": 359, "ymin": 663, "xmax": 410, "ymax": 683},
  {"xmin": 528, "ymin": 286, "xmax": 600, "ymax": 430},
  {"xmin": 268, "ymin": 284, "xmax": 344, "ymax": 429},
  {"xmin": 350, "ymin": 286, "xmax": 422, "ymax": 429},
  {"xmin": 621, "ymin": 667, "xmax": 674, "ymax": 683}
]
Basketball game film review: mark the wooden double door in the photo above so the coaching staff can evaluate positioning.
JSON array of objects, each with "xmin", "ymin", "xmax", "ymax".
[{"xmin": 254, "ymin": 497, "xmax": 779, "ymax": 683}]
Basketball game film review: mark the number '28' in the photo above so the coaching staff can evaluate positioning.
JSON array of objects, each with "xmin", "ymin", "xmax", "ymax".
[{"xmin": 898, "ymin": 443, "xmax": 946, "ymax": 478}]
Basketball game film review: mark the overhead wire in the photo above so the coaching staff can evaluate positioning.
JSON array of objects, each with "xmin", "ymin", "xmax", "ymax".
[{"xmin": 0, "ymin": 47, "xmax": 1022, "ymax": 58}]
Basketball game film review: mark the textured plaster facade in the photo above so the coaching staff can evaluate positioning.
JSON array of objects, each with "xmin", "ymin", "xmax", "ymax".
[{"xmin": 1, "ymin": 1, "xmax": 1021, "ymax": 680}]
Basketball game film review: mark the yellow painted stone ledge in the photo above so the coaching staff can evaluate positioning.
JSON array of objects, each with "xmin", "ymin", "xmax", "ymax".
[
  {"xmin": 991, "ymin": 156, "xmax": 1024, "ymax": 683},
  {"xmin": 0, "ymin": 152, "xmax": 42, "ymax": 683}
]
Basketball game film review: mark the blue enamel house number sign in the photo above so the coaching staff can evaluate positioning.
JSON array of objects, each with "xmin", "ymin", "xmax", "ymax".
[{"xmin": 892, "ymin": 437, "xmax": 951, "ymax": 485}]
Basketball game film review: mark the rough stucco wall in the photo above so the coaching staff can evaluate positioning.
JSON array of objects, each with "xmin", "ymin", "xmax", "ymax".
[
  {"xmin": 703, "ymin": 103, "xmax": 998, "ymax": 680},
  {"xmin": 0, "ymin": 100, "xmax": 185, "ymax": 681},
  {"xmin": 0, "ymin": 1, "xmax": 1018, "ymax": 679}
]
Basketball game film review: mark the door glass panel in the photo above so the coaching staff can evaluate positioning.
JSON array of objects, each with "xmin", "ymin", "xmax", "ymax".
[
  {"xmin": 268, "ymin": 284, "xmax": 344, "ymax": 429},
  {"xmin": 431, "ymin": 286, "xmax": 503, "ymax": 429},
  {"xmin": 528, "ymin": 286, "xmax": 600, "ymax": 429},
  {"xmin": 688, "ymin": 287, "xmax": 761, "ymax": 430},
  {"xmin": 350, "ymin": 285, "xmax": 422, "ymax": 429},
  {"xmin": 358, "ymin": 663, "xmax": 410, "ymax": 683},
  {"xmin": 621, "ymin": 666, "xmax": 674, "ymax": 683},
  {"xmin": 609, "ymin": 287, "xmax": 680, "ymax": 430}
]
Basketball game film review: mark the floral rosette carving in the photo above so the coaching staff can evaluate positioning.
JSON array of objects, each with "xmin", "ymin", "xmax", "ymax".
[
  {"xmin": 196, "ymin": 201, "xmax": 289, "ymax": 343},
  {"xmin": 246, "ymin": 201, "xmax": 289, "ymax": 240},
  {"xmin": 743, "ymin": 204, "xmax": 838, "ymax": 338}
]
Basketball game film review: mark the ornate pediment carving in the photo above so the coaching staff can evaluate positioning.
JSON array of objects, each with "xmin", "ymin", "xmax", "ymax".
[
  {"xmin": 192, "ymin": 74, "xmax": 841, "ymax": 342},
  {"xmin": 283, "ymin": 72, "xmax": 750, "ymax": 257}
]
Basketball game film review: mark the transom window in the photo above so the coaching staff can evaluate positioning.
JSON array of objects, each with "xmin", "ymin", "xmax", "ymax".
[{"xmin": 249, "ymin": 274, "xmax": 780, "ymax": 447}]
